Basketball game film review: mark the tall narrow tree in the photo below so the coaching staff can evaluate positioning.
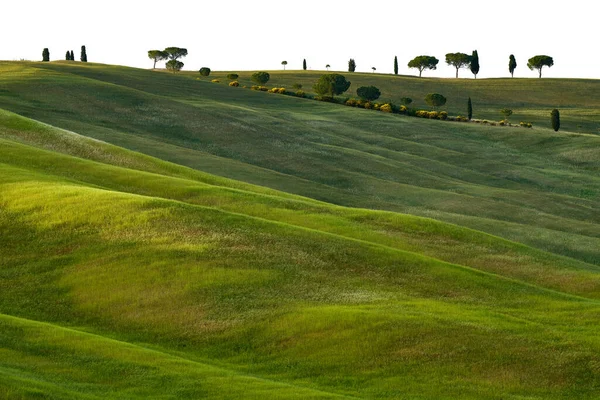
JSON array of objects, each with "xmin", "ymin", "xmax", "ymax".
[
  {"xmin": 65, "ymin": 51, "xmax": 70, "ymax": 61},
  {"xmin": 303, "ymin": 59, "xmax": 307, "ymax": 71},
  {"xmin": 551, "ymin": 109, "xmax": 560, "ymax": 132},
  {"xmin": 80, "ymin": 46, "xmax": 88, "ymax": 62},
  {"xmin": 394, "ymin": 56, "xmax": 398, "ymax": 75},
  {"xmin": 348, "ymin": 58, "xmax": 356, "ymax": 72},
  {"xmin": 509, "ymin": 54, "xmax": 517, "ymax": 78},
  {"xmin": 42, "ymin": 48, "xmax": 50, "ymax": 62},
  {"xmin": 70, "ymin": 51, "xmax": 75, "ymax": 61},
  {"xmin": 467, "ymin": 97, "xmax": 473, "ymax": 120},
  {"xmin": 470, "ymin": 50, "xmax": 480, "ymax": 79}
]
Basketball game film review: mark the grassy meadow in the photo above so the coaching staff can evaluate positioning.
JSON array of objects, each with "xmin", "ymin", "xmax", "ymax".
[{"xmin": 0, "ymin": 61, "xmax": 599, "ymax": 398}]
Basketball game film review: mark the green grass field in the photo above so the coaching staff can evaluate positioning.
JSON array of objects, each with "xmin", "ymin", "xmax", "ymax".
[{"xmin": 0, "ymin": 61, "xmax": 599, "ymax": 398}]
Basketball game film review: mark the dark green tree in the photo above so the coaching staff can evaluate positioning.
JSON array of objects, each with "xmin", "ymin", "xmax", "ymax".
[
  {"xmin": 166, "ymin": 60, "xmax": 184, "ymax": 73},
  {"xmin": 292, "ymin": 83, "xmax": 303, "ymax": 90},
  {"xmin": 227, "ymin": 73, "xmax": 239, "ymax": 80},
  {"xmin": 445, "ymin": 53, "xmax": 471, "ymax": 78},
  {"xmin": 527, "ymin": 55, "xmax": 553, "ymax": 78},
  {"xmin": 313, "ymin": 73, "xmax": 351, "ymax": 97},
  {"xmin": 70, "ymin": 51, "xmax": 74, "ymax": 61},
  {"xmin": 303, "ymin": 59, "xmax": 307, "ymax": 70},
  {"xmin": 500, "ymin": 108, "xmax": 513, "ymax": 121},
  {"xmin": 80, "ymin": 46, "xmax": 87, "ymax": 62},
  {"xmin": 467, "ymin": 97, "xmax": 473, "ymax": 120},
  {"xmin": 407, "ymin": 55, "xmax": 439, "ymax": 77},
  {"xmin": 551, "ymin": 109, "xmax": 560, "ymax": 131},
  {"xmin": 424, "ymin": 93, "xmax": 447, "ymax": 109},
  {"xmin": 251, "ymin": 71, "xmax": 270, "ymax": 85},
  {"xmin": 281, "ymin": 60, "xmax": 288, "ymax": 70},
  {"xmin": 400, "ymin": 97, "xmax": 413, "ymax": 106},
  {"xmin": 394, "ymin": 56, "xmax": 398, "ymax": 75},
  {"xmin": 509, "ymin": 54, "xmax": 517, "ymax": 77},
  {"xmin": 348, "ymin": 58, "xmax": 356, "ymax": 72},
  {"xmin": 326, "ymin": 64, "xmax": 330, "ymax": 71},
  {"xmin": 65, "ymin": 51, "xmax": 70, "ymax": 61},
  {"xmin": 42, "ymin": 48, "xmax": 50, "ymax": 62},
  {"xmin": 356, "ymin": 86, "xmax": 381, "ymax": 101},
  {"xmin": 148, "ymin": 50, "xmax": 168, "ymax": 69},
  {"xmin": 470, "ymin": 50, "xmax": 480, "ymax": 78},
  {"xmin": 164, "ymin": 47, "xmax": 188, "ymax": 61},
  {"xmin": 199, "ymin": 67, "xmax": 211, "ymax": 76}
]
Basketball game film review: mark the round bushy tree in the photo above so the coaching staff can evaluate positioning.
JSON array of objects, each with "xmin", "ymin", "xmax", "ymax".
[
  {"xmin": 251, "ymin": 71, "xmax": 270, "ymax": 85},
  {"xmin": 166, "ymin": 60, "xmax": 184, "ymax": 73},
  {"xmin": 408, "ymin": 55, "xmax": 439, "ymax": 77},
  {"xmin": 313, "ymin": 74, "xmax": 351, "ymax": 98},
  {"xmin": 227, "ymin": 73, "xmax": 239, "ymax": 80},
  {"xmin": 528, "ymin": 55, "xmax": 553, "ymax": 78},
  {"xmin": 425, "ymin": 93, "xmax": 447, "ymax": 109},
  {"xmin": 400, "ymin": 97, "xmax": 413, "ymax": 106},
  {"xmin": 356, "ymin": 86, "xmax": 381, "ymax": 101},
  {"xmin": 199, "ymin": 67, "xmax": 211, "ymax": 77}
]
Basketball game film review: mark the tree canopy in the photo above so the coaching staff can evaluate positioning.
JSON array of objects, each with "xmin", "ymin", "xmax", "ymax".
[
  {"xmin": 348, "ymin": 59, "xmax": 356, "ymax": 72},
  {"xmin": 509, "ymin": 54, "xmax": 517, "ymax": 77},
  {"xmin": 166, "ymin": 60, "xmax": 184, "ymax": 73},
  {"xmin": 313, "ymin": 74, "xmax": 351, "ymax": 97},
  {"xmin": 445, "ymin": 53, "xmax": 471, "ymax": 78},
  {"xmin": 407, "ymin": 56, "xmax": 439, "ymax": 77},
  {"xmin": 527, "ymin": 55, "xmax": 553, "ymax": 78},
  {"xmin": 356, "ymin": 86, "xmax": 381, "ymax": 101},
  {"xmin": 164, "ymin": 47, "xmax": 188, "ymax": 61},
  {"xmin": 251, "ymin": 71, "xmax": 270, "ymax": 85},
  {"xmin": 148, "ymin": 50, "xmax": 168, "ymax": 69},
  {"xmin": 424, "ymin": 93, "xmax": 447, "ymax": 109},
  {"xmin": 199, "ymin": 67, "xmax": 211, "ymax": 76},
  {"xmin": 470, "ymin": 50, "xmax": 480, "ymax": 78}
]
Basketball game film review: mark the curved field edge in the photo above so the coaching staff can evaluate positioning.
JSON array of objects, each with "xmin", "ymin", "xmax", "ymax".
[{"xmin": 0, "ymin": 313, "xmax": 350, "ymax": 400}]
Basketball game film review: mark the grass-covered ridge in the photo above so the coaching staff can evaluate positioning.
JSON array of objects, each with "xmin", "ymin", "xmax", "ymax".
[
  {"xmin": 0, "ymin": 61, "xmax": 598, "ymax": 268},
  {"xmin": 1, "ymin": 108, "xmax": 600, "ymax": 398}
]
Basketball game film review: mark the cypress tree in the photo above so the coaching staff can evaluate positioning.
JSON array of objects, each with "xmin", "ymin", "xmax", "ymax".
[
  {"xmin": 70, "ymin": 51, "xmax": 75, "ymax": 61},
  {"xmin": 394, "ymin": 56, "xmax": 398, "ymax": 75},
  {"xmin": 348, "ymin": 58, "xmax": 356, "ymax": 72},
  {"xmin": 303, "ymin": 59, "xmax": 307, "ymax": 71},
  {"xmin": 42, "ymin": 48, "xmax": 50, "ymax": 62},
  {"xmin": 551, "ymin": 109, "xmax": 560, "ymax": 132},
  {"xmin": 81, "ymin": 46, "xmax": 88, "ymax": 62},
  {"xmin": 467, "ymin": 97, "xmax": 473, "ymax": 120},
  {"xmin": 509, "ymin": 54, "xmax": 517, "ymax": 78},
  {"xmin": 470, "ymin": 50, "xmax": 479, "ymax": 79},
  {"xmin": 65, "ymin": 51, "xmax": 71, "ymax": 61}
]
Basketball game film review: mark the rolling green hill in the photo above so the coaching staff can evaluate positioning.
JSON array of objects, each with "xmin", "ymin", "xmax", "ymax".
[
  {"xmin": 1, "ymin": 61, "xmax": 599, "ymax": 398},
  {"xmin": 0, "ymin": 61, "xmax": 598, "ymax": 267}
]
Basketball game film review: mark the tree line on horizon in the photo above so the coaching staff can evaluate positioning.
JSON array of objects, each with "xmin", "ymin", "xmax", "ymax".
[{"xmin": 41, "ymin": 46, "xmax": 88, "ymax": 62}]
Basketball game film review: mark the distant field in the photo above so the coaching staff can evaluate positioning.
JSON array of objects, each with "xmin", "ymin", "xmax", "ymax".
[{"xmin": 1, "ymin": 111, "xmax": 600, "ymax": 399}]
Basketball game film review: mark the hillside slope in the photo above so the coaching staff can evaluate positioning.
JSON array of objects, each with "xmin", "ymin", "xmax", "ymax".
[
  {"xmin": 1, "ymin": 112, "xmax": 600, "ymax": 398},
  {"xmin": 0, "ymin": 62, "xmax": 598, "ymax": 268}
]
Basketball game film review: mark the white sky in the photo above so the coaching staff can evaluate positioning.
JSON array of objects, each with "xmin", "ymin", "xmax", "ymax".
[{"xmin": 2, "ymin": 0, "xmax": 598, "ymax": 79}]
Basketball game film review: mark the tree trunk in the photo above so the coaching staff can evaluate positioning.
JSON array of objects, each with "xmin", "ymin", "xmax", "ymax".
[
  {"xmin": 539, "ymin": 68, "xmax": 542, "ymax": 78},
  {"xmin": 456, "ymin": 68, "xmax": 459, "ymax": 78},
  {"xmin": 153, "ymin": 59, "xmax": 156, "ymax": 69},
  {"xmin": 419, "ymin": 69, "xmax": 422, "ymax": 78}
]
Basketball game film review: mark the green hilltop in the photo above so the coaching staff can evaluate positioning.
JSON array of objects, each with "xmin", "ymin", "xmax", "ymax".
[{"xmin": 0, "ymin": 61, "xmax": 599, "ymax": 399}]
